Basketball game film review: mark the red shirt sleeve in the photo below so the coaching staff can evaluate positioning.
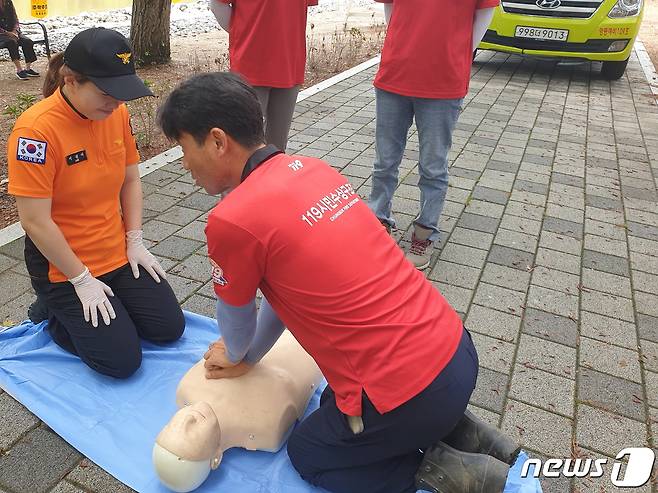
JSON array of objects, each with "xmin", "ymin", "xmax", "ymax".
[
  {"xmin": 307, "ymin": 0, "xmax": 318, "ymax": 5},
  {"xmin": 206, "ymin": 213, "xmax": 266, "ymax": 306},
  {"xmin": 476, "ymin": 0, "xmax": 499, "ymax": 8}
]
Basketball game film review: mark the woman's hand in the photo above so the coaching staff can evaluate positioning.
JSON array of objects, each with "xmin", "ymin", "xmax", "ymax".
[
  {"xmin": 125, "ymin": 229, "xmax": 167, "ymax": 283},
  {"xmin": 68, "ymin": 266, "xmax": 116, "ymax": 327}
]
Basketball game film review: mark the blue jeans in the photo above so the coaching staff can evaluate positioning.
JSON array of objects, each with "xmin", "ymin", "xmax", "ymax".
[{"xmin": 369, "ymin": 88, "xmax": 462, "ymax": 242}]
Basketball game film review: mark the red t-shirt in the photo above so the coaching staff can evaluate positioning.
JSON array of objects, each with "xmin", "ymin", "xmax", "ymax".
[
  {"xmin": 206, "ymin": 152, "xmax": 463, "ymax": 416},
  {"xmin": 219, "ymin": 0, "xmax": 318, "ymax": 88},
  {"xmin": 374, "ymin": 0, "xmax": 500, "ymax": 99}
]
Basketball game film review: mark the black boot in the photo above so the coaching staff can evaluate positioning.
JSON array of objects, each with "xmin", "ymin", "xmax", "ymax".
[
  {"xmin": 442, "ymin": 410, "xmax": 521, "ymax": 465},
  {"xmin": 415, "ymin": 441, "xmax": 509, "ymax": 493},
  {"xmin": 27, "ymin": 296, "xmax": 49, "ymax": 324}
]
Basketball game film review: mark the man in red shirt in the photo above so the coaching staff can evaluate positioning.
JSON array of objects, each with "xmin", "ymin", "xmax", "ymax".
[
  {"xmin": 369, "ymin": 0, "xmax": 497, "ymax": 270},
  {"xmin": 157, "ymin": 72, "xmax": 518, "ymax": 493}
]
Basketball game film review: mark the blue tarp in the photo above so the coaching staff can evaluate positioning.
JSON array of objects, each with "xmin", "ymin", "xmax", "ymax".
[{"xmin": 0, "ymin": 312, "xmax": 542, "ymax": 493}]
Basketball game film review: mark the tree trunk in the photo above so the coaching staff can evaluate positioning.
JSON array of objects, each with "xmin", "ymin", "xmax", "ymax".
[{"xmin": 130, "ymin": 0, "xmax": 171, "ymax": 66}]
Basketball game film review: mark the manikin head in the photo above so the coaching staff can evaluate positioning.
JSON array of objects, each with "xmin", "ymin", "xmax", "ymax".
[
  {"xmin": 157, "ymin": 72, "xmax": 266, "ymax": 196},
  {"xmin": 153, "ymin": 401, "xmax": 222, "ymax": 492}
]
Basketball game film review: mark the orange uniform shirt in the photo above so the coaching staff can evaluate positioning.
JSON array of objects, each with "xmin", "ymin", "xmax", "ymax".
[{"xmin": 8, "ymin": 88, "xmax": 140, "ymax": 282}]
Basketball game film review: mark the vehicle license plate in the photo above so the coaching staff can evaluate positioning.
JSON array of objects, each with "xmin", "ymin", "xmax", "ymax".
[{"xmin": 514, "ymin": 26, "xmax": 568, "ymax": 42}]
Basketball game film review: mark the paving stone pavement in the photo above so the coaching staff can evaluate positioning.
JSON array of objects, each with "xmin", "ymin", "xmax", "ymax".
[{"xmin": 2, "ymin": 50, "xmax": 658, "ymax": 492}]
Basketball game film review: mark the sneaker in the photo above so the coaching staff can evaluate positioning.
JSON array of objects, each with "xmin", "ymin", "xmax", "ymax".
[
  {"xmin": 25, "ymin": 68, "xmax": 40, "ymax": 77},
  {"xmin": 406, "ymin": 224, "xmax": 433, "ymax": 270},
  {"xmin": 16, "ymin": 70, "xmax": 29, "ymax": 80}
]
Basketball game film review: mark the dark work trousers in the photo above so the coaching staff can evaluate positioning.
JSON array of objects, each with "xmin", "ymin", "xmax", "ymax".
[
  {"xmin": 0, "ymin": 33, "xmax": 37, "ymax": 63},
  {"xmin": 287, "ymin": 328, "xmax": 479, "ymax": 493},
  {"xmin": 32, "ymin": 264, "xmax": 185, "ymax": 378},
  {"xmin": 252, "ymin": 85, "xmax": 301, "ymax": 152}
]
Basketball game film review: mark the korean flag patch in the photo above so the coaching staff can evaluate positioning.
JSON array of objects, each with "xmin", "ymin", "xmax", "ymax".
[{"xmin": 17, "ymin": 137, "xmax": 47, "ymax": 165}]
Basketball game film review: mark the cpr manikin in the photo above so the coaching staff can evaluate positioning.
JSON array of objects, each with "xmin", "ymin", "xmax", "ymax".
[{"xmin": 153, "ymin": 330, "xmax": 323, "ymax": 492}]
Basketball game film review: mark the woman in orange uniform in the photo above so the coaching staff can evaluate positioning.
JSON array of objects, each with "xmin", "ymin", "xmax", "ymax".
[{"xmin": 7, "ymin": 28, "xmax": 184, "ymax": 378}]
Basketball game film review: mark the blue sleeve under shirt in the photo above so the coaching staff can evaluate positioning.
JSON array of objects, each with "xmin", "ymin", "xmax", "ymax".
[{"xmin": 215, "ymin": 296, "xmax": 286, "ymax": 365}]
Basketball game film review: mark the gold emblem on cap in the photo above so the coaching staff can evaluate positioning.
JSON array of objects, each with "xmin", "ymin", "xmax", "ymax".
[{"xmin": 116, "ymin": 52, "xmax": 132, "ymax": 65}]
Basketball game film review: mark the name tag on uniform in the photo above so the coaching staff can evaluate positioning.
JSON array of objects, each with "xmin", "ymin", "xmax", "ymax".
[{"xmin": 66, "ymin": 150, "xmax": 88, "ymax": 166}]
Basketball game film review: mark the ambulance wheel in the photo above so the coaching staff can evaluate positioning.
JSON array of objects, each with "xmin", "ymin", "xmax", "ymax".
[{"xmin": 601, "ymin": 58, "xmax": 629, "ymax": 81}]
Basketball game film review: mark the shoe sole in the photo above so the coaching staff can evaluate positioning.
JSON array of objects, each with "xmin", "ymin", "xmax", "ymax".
[
  {"xmin": 415, "ymin": 260, "xmax": 431, "ymax": 270},
  {"xmin": 26, "ymin": 74, "xmax": 40, "ymax": 78},
  {"xmin": 16, "ymin": 76, "xmax": 28, "ymax": 80}
]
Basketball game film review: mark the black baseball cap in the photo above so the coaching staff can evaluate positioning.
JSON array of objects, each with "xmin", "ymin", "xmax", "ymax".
[{"xmin": 63, "ymin": 27, "xmax": 153, "ymax": 101}]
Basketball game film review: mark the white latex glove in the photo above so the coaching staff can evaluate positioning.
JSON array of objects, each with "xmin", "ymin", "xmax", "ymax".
[
  {"xmin": 126, "ymin": 229, "xmax": 166, "ymax": 283},
  {"xmin": 69, "ymin": 266, "xmax": 116, "ymax": 328}
]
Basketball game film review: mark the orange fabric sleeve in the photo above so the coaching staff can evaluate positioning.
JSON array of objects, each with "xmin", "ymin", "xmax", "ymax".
[{"xmin": 7, "ymin": 127, "xmax": 58, "ymax": 198}]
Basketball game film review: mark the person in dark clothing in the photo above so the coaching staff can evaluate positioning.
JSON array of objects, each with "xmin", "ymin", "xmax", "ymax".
[{"xmin": 0, "ymin": 0, "xmax": 39, "ymax": 80}]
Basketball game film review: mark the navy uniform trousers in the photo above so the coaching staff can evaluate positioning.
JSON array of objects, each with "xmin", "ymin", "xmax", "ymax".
[
  {"xmin": 287, "ymin": 328, "xmax": 479, "ymax": 493},
  {"xmin": 32, "ymin": 263, "xmax": 185, "ymax": 378}
]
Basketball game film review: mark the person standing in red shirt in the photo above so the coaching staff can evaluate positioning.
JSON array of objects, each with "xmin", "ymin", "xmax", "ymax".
[
  {"xmin": 369, "ymin": 0, "xmax": 497, "ymax": 270},
  {"xmin": 209, "ymin": 0, "xmax": 317, "ymax": 151},
  {"xmin": 157, "ymin": 72, "xmax": 520, "ymax": 493}
]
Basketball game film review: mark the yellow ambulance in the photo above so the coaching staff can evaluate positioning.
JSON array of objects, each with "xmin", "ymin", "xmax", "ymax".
[{"xmin": 479, "ymin": 0, "xmax": 644, "ymax": 79}]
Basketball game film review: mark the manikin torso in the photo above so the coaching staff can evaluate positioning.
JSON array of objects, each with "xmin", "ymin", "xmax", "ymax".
[
  {"xmin": 153, "ymin": 330, "xmax": 323, "ymax": 492},
  {"xmin": 176, "ymin": 329, "xmax": 323, "ymax": 452}
]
